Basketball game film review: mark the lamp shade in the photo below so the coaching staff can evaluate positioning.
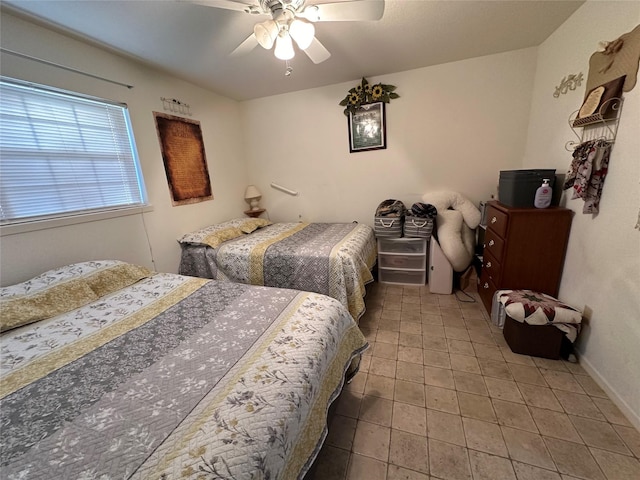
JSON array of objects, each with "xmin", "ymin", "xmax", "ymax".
[
  {"xmin": 254, "ymin": 20, "xmax": 279, "ymax": 50},
  {"xmin": 244, "ymin": 185, "xmax": 261, "ymax": 200},
  {"xmin": 274, "ymin": 32, "xmax": 295, "ymax": 60},
  {"xmin": 290, "ymin": 19, "xmax": 315, "ymax": 50}
]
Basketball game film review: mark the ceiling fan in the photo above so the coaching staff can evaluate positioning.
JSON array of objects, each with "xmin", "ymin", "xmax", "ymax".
[{"xmin": 185, "ymin": 0, "xmax": 385, "ymax": 64}]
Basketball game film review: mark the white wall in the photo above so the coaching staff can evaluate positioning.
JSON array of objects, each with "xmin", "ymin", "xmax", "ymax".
[
  {"xmin": 241, "ymin": 48, "xmax": 537, "ymax": 224},
  {"xmin": 523, "ymin": 1, "xmax": 640, "ymax": 428},
  {"xmin": 0, "ymin": 12, "xmax": 247, "ymax": 285}
]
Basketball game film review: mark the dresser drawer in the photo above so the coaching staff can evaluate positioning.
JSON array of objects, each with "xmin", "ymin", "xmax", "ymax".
[
  {"xmin": 478, "ymin": 270, "xmax": 498, "ymax": 313},
  {"xmin": 378, "ymin": 238, "xmax": 427, "ymax": 254},
  {"xmin": 379, "ymin": 253, "xmax": 425, "ymax": 270},
  {"xmin": 486, "ymin": 205, "xmax": 508, "ymax": 238},
  {"xmin": 482, "ymin": 249, "xmax": 502, "ymax": 285},
  {"xmin": 379, "ymin": 268, "xmax": 426, "ymax": 285},
  {"xmin": 484, "ymin": 228, "xmax": 505, "ymax": 262}
]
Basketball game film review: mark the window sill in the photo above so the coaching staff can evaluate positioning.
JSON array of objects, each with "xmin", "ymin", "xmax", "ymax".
[{"xmin": 0, "ymin": 205, "xmax": 154, "ymax": 237}]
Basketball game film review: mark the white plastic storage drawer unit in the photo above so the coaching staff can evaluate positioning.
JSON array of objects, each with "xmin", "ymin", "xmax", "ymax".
[{"xmin": 377, "ymin": 238, "xmax": 427, "ymax": 286}]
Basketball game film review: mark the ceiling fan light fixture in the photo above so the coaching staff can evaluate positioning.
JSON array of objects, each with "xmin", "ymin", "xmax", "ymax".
[
  {"xmin": 289, "ymin": 19, "xmax": 315, "ymax": 50},
  {"xmin": 274, "ymin": 32, "xmax": 295, "ymax": 60},
  {"xmin": 254, "ymin": 19, "xmax": 279, "ymax": 49}
]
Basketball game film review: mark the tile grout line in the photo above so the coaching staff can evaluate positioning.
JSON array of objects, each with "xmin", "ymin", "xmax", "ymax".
[{"xmin": 310, "ymin": 280, "xmax": 640, "ymax": 480}]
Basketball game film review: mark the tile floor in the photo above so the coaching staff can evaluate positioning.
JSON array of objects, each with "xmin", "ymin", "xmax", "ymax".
[{"xmin": 307, "ymin": 281, "xmax": 640, "ymax": 480}]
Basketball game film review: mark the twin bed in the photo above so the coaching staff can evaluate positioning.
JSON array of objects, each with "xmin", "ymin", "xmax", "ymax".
[
  {"xmin": 178, "ymin": 218, "xmax": 377, "ymax": 321},
  {"xmin": 0, "ymin": 260, "xmax": 368, "ymax": 479}
]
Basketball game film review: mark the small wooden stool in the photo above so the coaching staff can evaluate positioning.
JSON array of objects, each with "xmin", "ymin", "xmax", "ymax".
[
  {"xmin": 497, "ymin": 290, "xmax": 582, "ymax": 360},
  {"xmin": 503, "ymin": 315, "xmax": 565, "ymax": 359}
]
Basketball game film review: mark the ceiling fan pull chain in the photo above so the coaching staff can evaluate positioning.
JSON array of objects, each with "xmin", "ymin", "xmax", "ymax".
[{"xmin": 285, "ymin": 60, "xmax": 293, "ymax": 77}]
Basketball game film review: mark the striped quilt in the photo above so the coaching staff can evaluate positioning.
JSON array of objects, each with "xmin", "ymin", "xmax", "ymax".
[
  {"xmin": 1, "ymin": 272, "xmax": 367, "ymax": 479},
  {"xmin": 179, "ymin": 222, "xmax": 377, "ymax": 320}
]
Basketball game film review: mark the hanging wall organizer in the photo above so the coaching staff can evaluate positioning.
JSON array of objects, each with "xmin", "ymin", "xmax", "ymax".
[
  {"xmin": 563, "ymin": 78, "xmax": 624, "ymax": 214},
  {"xmin": 565, "ymin": 95, "xmax": 623, "ymax": 151},
  {"xmin": 567, "ymin": 26, "xmax": 639, "ymax": 222},
  {"xmin": 565, "ymin": 74, "xmax": 626, "ymax": 151}
]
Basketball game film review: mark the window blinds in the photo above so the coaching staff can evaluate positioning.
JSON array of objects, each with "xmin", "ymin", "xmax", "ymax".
[{"xmin": 0, "ymin": 78, "xmax": 146, "ymax": 224}]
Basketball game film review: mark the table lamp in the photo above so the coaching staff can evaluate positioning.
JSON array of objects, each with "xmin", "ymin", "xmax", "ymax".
[{"xmin": 244, "ymin": 185, "xmax": 262, "ymax": 211}]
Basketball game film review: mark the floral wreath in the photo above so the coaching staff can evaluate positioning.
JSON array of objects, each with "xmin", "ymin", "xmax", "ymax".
[{"xmin": 339, "ymin": 77, "xmax": 399, "ymax": 116}]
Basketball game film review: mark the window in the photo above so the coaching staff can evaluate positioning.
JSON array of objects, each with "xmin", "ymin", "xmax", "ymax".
[{"xmin": 0, "ymin": 77, "xmax": 147, "ymax": 225}]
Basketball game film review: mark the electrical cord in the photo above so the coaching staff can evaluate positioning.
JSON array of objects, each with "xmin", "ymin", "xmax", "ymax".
[
  {"xmin": 140, "ymin": 209, "xmax": 157, "ymax": 272},
  {"xmin": 454, "ymin": 288, "xmax": 476, "ymax": 303}
]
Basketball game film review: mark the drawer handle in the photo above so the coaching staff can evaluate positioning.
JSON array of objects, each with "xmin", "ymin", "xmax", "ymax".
[
  {"xmin": 483, "ymin": 282, "xmax": 489, "ymax": 289},
  {"xmin": 488, "ymin": 239, "xmax": 495, "ymax": 247},
  {"xmin": 486, "ymin": 261, "xmax": 492, "ymax": 268},
  {"xmin": 491, "ymin": 216, "xmax": 497, "ymax": 224}
]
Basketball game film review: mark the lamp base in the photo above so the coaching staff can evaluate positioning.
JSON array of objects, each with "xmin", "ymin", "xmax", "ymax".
[{"xmin": 244, "ymin": 208, "xmax": 265, "ymax": 218}]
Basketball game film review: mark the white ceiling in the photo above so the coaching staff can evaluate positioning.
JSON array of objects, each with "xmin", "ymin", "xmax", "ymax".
[{"xmin": 2, "ymin": 0, "xmax": 585, "ymax": 101}]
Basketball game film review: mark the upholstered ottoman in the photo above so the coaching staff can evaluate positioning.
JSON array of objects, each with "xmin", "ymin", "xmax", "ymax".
[{"xmin": 496, "ymin": 290, "xmax": 582, "ymax": 360}]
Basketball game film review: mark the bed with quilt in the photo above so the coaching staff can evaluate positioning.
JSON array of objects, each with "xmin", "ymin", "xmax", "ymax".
[
  {"xmin": 178, "ymin": 218, "xmax": 377, "ymax": 321},
  {"xmin": 0, "ymin": 260, "xmax": 367, "ymax": 479}
]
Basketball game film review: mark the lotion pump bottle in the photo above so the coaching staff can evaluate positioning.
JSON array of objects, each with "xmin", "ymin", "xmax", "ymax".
[{"xmin": 534, "ymin": 178, "xmax": 552, "ymax": 209}]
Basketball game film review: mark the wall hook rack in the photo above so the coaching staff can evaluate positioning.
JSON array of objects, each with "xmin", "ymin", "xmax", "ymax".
[
  {"xmin": 161, "ymin": 97, "xmax": 191, "ymax": 116},
  {"xmin": 565, "ymin": 96, "xmax": 623, "ymax": 151}
]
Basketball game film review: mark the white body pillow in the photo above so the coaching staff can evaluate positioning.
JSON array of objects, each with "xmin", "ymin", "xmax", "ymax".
[{"xmin": 422, "ymin": 191, "xmax": 480, "ymax": 272}]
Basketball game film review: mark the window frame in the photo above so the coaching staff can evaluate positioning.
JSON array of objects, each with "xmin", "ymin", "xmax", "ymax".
[{"xmin": 0, "ymin": 77, "xmax": 149, "ymax": 233}]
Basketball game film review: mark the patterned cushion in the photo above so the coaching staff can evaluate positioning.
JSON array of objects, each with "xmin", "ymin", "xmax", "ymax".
[
  {"xmin": 201, "ymin": 227, "xmax": 244, "ymax": 248},
  {"xmin": 497, "ymin": 290, "xmax": 582, "ymax": 326},
  {"xmin": 178, "ymin": 218, "xmax": 272, "ymax": 247},
  {"xmin": 0, "ymin": 281, "xmax": 98, "ymax": 332},
  {"xmin": 0, "ymin": 260, "xmax": 152, "ymax": 332},
  {"xmin": 84, "ymin": 262, "xmax": 153, "ymax": 297},
  {"xmin": 239, "ymin": 218, "xmax": 272, "ymax": 234}
]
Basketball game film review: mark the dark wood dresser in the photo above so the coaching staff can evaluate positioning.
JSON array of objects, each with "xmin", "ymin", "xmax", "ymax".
[{"xmin": 478, "ymin": 201, "xmax": 573, "ymax": 313}]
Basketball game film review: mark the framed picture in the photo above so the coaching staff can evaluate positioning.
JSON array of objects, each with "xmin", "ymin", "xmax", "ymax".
[
  {"xmin": 153, "ymin": 112, "xmax": 213, "ymax": 206},
  {"xmin": 348, "ymin": 102, "xmax": 386, "ymax": 152}
]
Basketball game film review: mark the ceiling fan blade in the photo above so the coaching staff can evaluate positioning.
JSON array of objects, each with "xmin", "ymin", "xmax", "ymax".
[
  {"xmin": 230, "ymin": 33, "xmax": 259, "ymax": 57},
  {"xmin": 302, "ymin": 0, "xmax": 384, "ymax": 22},
  {"xmin": 179, "ymin": 0, "xmax": 263, "ymax": 15},
  {"xmin": 303, "ymin": 37, "xmax": 331, "ymax": 64}
]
